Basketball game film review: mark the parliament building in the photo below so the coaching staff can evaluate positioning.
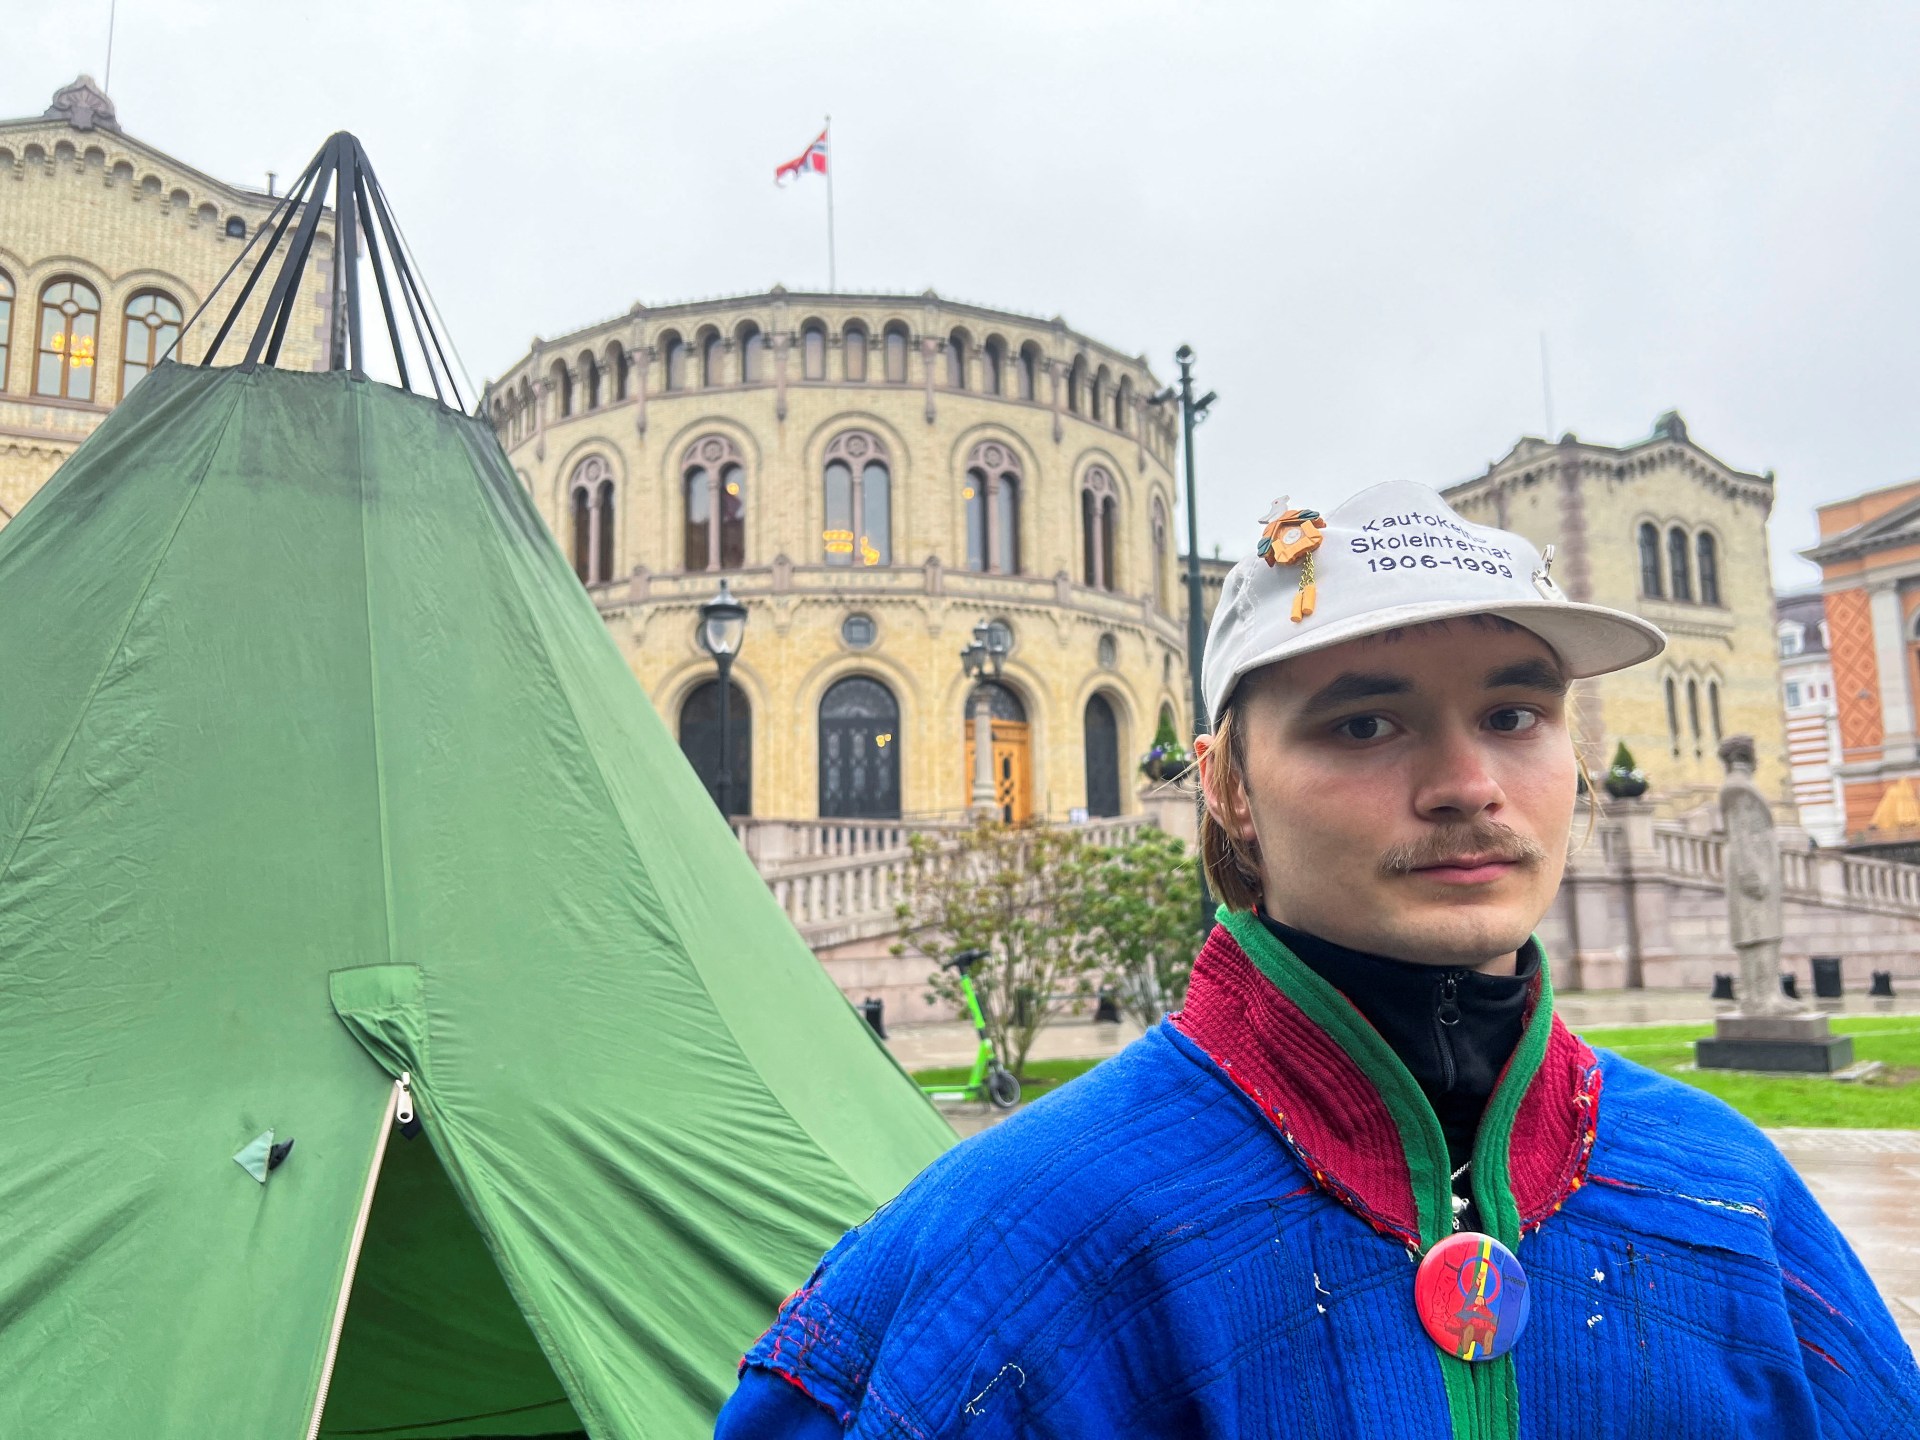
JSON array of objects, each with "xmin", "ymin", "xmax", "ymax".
[{"xmin": 484, "ymin": 294, "xmax": 1189, "ymax": 824}]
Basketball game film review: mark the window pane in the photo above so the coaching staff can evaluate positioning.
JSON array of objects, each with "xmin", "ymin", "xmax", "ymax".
[
  {"xmin": 995, "ymin": 476, "xmax": 1019, "ymax": 573},
  {"xmin": 720, "ymin": 464, "xmax": 745, "ymax": 569},
  {"xmin": 1082, "ymin": 489, "xmax": 1097, "ymax": 585},
  {"xmin": 823, "ymin": 460, "xmax": 853, "ymax": 565},
  {"xmin": 1101, "ymin": 496, "xmax": 1117, "ymax": 592},
  {"xmin": 965, "ymin": 470, "xmax": 986, "ymax": 571},
  {"xmin": 684, "ymin": 467, "xmax": 711, "ymax": 570},
  {"xmin": 983, "ymin": 346, "xmax": 1000, "ymax": 395},
  {"xmin": 1018, "ymin": 352, "xmax": 1035, "ymax": 400},
  {"xmin": 1668, "ymin": 528, "xmax": 1692, "ymax": 601},
  {"xmin": 1697, "ymin": 533, "xmax": 1719, "ymax": 605},
  {"xmin": 741, "ymin": 330, "xmax": 764, "ymax": 383},
  {"xmin": 1639, "ymin": 524, "xmax": 1662, "ymax": 597},
  {"xmin": 666, "ymin": 341, "xmax": 686, "ymax": 390},
  {"xmin": 803, "ymin": 327, "xmax": 825, "ymax": 380},
  {"xmin": 596, "ymin": 481, "xmax": 615, "ymax": 582},
  {"xmin": 571, "ymin": 487, "xmax": 591, "ymax": 581},
  {"xmin": 861, "ymin": 462, "xmax": 890, "ymax": 566},
  {"xmin": 946, "ymin": 338, "xmax": 965, "ymax": 388},
  {"xmin": 844, "ymin": 329, "xmax": 866, "ymax": 381},
  {"xmin": 885, "ymin": 330, "xmax": 907, "ymax": 383},
  {"xmin": 704, "ymin": 337, "xmax": 724, "ymax": 387}
]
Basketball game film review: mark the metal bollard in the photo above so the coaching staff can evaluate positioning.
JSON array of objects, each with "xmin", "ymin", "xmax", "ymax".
[
  {"xmin": 1870, "ymin": 971, "xmax": 1896, "ymax": 998},
  {"xmin": 1811, "ymin": 956, "xmax": 1843, "ymax": 999},
  {"xmin": 1710, "ymin": 973, "xmax": 1735, "ymax": 1001},
  {"xmin": 859, "ymin": 996, "xmax": 887, "ymax": 1039}
]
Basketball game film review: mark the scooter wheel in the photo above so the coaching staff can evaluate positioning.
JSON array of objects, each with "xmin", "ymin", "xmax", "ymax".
[{"xmin": 987, "ymin": 1067, "xmax": 1022, "ymax": 1110}]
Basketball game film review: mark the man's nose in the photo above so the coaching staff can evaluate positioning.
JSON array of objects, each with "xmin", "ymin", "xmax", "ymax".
[{"xmin": 1411, "ymin": 723, "xmax": 1506, "ymax": 822}]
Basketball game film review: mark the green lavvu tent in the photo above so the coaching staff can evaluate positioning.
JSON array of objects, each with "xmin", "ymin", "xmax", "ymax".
[{"xmin": 0, "ymin": 360, "xmax": 953, "ymax": 1437}]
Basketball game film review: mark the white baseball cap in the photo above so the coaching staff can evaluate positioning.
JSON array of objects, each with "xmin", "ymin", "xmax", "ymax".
[{"xmin": 1201, "ymin": 480, "xmax": 1666, "ymax": 725}]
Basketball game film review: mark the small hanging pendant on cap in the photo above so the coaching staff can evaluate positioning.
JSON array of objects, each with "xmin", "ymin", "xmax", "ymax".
[
  {"xmin": 1414, "ymin": 1231, "xmax": 1531, "ymax": 1362},
  {"xmin": 1256, "ymin": 497, "xmax": 1327, "ymax": 623}
]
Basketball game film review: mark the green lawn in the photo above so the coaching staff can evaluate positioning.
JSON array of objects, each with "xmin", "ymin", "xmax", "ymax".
[
  {"xmin": 1579, "ymin": 1015, "xmax": 1920, "ymax": 1129},
  {"xmin": 912, "ymin": 1016, "xmax": 1920, "ymax": 1129}
]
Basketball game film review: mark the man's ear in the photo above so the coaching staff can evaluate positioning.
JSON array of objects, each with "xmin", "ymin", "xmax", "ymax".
[{"xmin": 1196, "ymin": 735, "xmax": 1257, "ymax": 842}]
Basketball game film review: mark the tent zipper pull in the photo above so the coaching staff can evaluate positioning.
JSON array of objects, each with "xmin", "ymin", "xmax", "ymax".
[{"xmin": 395, "ymin": 1071, "xmax": 414, "ymax": 1126}]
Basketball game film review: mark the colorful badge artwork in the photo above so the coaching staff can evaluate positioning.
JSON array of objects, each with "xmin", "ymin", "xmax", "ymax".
[
  {"xmin": 1255, "ymin": 497, "xmax": 1327, "ymax": 622},
  {"xmin": 1414, "ymin": 1232, "xmax": 1531, "ymax": 1362}
]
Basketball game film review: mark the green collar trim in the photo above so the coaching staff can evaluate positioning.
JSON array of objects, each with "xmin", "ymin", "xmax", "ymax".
[{"xmin": 1217, "ymin": 906, "xmax": 1555, "ymax": 1440}]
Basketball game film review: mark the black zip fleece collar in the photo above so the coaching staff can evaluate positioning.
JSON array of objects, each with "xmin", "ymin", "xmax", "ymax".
[{"xmin": 1256, "ymin": 912, "xmax": 1539, "ymax": 1172}]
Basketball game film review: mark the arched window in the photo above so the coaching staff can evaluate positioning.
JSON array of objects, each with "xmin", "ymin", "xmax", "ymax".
[
  {"xmin": 1709, "ymin": 680, "xmax": 1723, "ymax": 742},
  {"xmin": 1067, "ymin": 356, "xmax": 1087, "ymax": 413},
  {"xmin": 1638, "ymin": 522, "xmax": 1663, "ymax": 598},
  {"xmin": 35, "ymin": 277, "xmax": 100, "ymax": 400},
  {"xmin": 1081, "ymin": 466, "xmax": 1119, "ymax": 590},
  {"xmin": 1665, "ymin": 677, "xmax": 1680, "ymax": 755},
  {"xmin": 964, "ymin": 441, "xmax": 1022, "ymax": 574},
  {"xmin": 581, "ymin": 351, "xmax": 601, "ymax": 410},
  {"xmin": 550, "ymin": 359, "xmax": 572, "ymax": 419},
  {"xmin": 609, "ymin": 343, "xmax": 629, "ymax": 400},
  {"xmin": 0, "ymin": 270, "xmax": 13, "ymax": 391},
  {"xmin": 883, "ymin": 323, "xmax": 909, "ymax": 383},
  {"xmin": 662, "ymin": 332, "xmax": 688, "ymax": 391},
  {"xmin": 801, "ymin": 321, "xmax": 827, "ymax": 380},
  {"xmin": 1092, "ymin": 365, "xmax": 1110, "ymax": 424},
  {"xmin": 842, "ymin": 321, "xmax": 868, "ymax": 381},
  {"xmin": 1667, "ymin": 526, "xmax": 1693, "ymax": 602},
  {"xmin": 1085, "ymin": 694, "xmax": 1122, "ymax": 818},
  {"xmin": 679, "ymin": 680, "xmax": 753, "ymax": 817},
  {"xmin": 1017, "ymin": 343, "xmax": 1040, "ymax": 401},
  {"xmin": 700, "ymin": 330, "xmax": 725, "ymax": 388},
  {"xmin": 822, "ymin": 431, "xmax": 891, "ymax": 567},
  {"xmin": 567, "ymin": 454, "xmax": 616, "ymax": 584},
  {"xmin": 120, "ymin": 289, "xmax": 182, "ymax": 396},
  {"xmin": 819, "ymin": 676, "xmax": 901, "ymax": 819},
  {"xmin": 1697, "ymin": 532, "xmax": 1720, "ymax": 606},
  {"xmin": 1687, "ymin": 678, "xmax": 1702, "ymax": 754},
  {"xmin": 682, "ymin": 435, "xmax": 747, "ymax": 571},
  {"xmin": 738, "ymin": 322, "xmax": 765, "ymax": 383},
  {"xmin": 945, "ymin": 330, "xmax": 967, "ymax": 389},
  {"xmin": 1116, "ymin": 377, "xmax": 1133, "ymax": 432},
  {"xmin": 982, "ymin": 337, "xmax": 1005, "ymax": 396},
  {"xmin": 1151, "ymin": 497, "xmax": 1170, "ymax": 612}
]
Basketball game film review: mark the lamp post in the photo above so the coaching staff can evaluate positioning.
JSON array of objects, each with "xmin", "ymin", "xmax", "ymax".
[
  {"xmin": 697, "ymin": 578, "xmax": 748, "ymax": 819},
  {"xmin": 1151, "ymin": 345, "xmax": 1217, "ymax": 936},
  {"xmin": 961, "ymin": 618, "xmax": 1010, "ymax": 819}
]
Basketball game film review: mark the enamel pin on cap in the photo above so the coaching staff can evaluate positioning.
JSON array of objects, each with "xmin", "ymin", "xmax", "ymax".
[
  {"xmin": 1255, "ymin": 498, "xmax": 1328, "ymax": 622},
  {"xmin": 1415, "ymin": 1231, "xmax": 1531, "ymax": 1362},
  {"xmin": 1201, "ymin": 480, "xmax": 1667, "ymax": 726}
]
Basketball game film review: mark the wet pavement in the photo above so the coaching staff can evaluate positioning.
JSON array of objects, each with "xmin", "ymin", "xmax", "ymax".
[{"xmin": 898, "ymin": 999, "xmax": 1920, "ymax": 1353}]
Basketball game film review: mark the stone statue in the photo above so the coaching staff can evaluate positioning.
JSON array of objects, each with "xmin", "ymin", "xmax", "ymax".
[{"xmin": 1719, "ymin": 735, "xmax": 1792, "ymax": 1015}]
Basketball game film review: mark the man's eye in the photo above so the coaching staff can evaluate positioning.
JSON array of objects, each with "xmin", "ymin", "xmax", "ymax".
[
  {"xmin": 1337, "ymin": 715, "xmax": 1396, "ymax": 741},
  {"xmin": 1489, "ymin": 708, "xmax": 1539, "ymax": 733}
]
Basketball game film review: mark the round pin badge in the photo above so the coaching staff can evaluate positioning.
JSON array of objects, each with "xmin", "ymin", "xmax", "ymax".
[{"xmin": 1414, "ymin": 1232, "xmax": 1530, "ymax": 1362}]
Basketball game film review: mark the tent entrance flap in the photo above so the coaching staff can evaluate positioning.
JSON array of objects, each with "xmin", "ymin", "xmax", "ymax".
[{"xmin": 319, "ymin": 1127, "xmax": 585, "ymax": 1439}]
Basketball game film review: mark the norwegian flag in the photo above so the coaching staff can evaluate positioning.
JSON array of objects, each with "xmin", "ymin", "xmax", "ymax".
[{"xmin": 775, "ymin": 128, "xmax": 829, "ymax": 185}]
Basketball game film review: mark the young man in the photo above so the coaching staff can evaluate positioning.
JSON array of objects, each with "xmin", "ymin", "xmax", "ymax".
[{"xmin": 719, "ymin": 482, "xmax": 1920, "ymax": 1438}]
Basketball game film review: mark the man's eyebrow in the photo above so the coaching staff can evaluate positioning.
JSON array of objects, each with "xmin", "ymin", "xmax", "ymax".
[
  {"xmin": 1296, "ymin": 672, "xmax": 1413, "ymax": 718},
  {"xmin": 1485, "ymin": 658, "xmax": 1569, "ymax": 694}
]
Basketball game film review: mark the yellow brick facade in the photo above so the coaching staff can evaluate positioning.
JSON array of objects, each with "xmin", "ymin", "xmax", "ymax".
[
  {"xmin": 0, "ymin": 77, "xmax": 331, "ymax": 528},
  {"xmin": 487, "ymin": 291, "xmax": 1188, "ymax": 822},
  {"xmin": 1445, "ymin": 414, "xmax": 1793, "ymax": 815}
]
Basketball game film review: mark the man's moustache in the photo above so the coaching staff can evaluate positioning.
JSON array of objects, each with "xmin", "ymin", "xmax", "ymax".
[{"xmin": 1378, "ymin": 824, "xmax": 1547, "ymax": 876}]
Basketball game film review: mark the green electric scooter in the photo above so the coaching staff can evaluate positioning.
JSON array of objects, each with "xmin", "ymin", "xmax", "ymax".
[{"xmin": 920, "ymin": 948, "xmax": 1022, "ymax": 1109}]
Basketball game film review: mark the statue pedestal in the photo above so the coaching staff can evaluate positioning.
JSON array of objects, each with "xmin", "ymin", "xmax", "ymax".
[{"xmin": 1694, "ymin": 1013, "xmax": 1854, "ymax": 1073}]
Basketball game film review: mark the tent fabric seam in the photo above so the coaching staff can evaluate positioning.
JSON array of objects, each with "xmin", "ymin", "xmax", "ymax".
[
  {"xmin": 0, "ymin": 372, "xmax": 246, "ymax": 891},
  {"xmin": 352, "ymin": 380, "xmax": 403, "ymax": 971},
  {"xmin": 450, "ymin": 420, "xmax": 879, "ymax": 1187}
]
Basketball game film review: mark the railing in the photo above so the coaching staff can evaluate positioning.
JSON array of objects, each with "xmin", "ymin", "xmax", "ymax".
[
  {"xmin": 739, "ymin": 813, "xmax": 1156, "ymax": 941},
  {"xmin": 1656, "ymin": 829, "xmax": 1725, "ymax": 883}
]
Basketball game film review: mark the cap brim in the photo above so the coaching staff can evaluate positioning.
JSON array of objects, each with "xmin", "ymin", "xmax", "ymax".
[{"xmin": 1214, "ymin": 599, "xmax": 1665, "ymax": 721}]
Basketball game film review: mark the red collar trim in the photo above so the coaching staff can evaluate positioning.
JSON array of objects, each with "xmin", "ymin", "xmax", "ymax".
[{"xmin": 1175, "ymin": 926, "xmax": 1600, "ymax": 1245}]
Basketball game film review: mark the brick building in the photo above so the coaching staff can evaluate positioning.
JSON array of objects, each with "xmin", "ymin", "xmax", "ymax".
[{"xmin": 1802, "ymin": 478, "xmax": 1920, "ymax": 844}]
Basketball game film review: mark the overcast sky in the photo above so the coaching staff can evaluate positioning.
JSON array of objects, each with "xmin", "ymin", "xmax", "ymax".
[{"xmin": 19, "ymin": 0, "xmax": 1920, "ymax": 586}]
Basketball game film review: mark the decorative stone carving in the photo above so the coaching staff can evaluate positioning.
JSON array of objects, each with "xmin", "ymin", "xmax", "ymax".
[{"xmin": 45, "ymin": 76, "xmax": 119, "ymax": 133}]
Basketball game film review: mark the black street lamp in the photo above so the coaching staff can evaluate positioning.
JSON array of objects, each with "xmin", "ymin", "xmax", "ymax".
[
  {"xmin": 961, "ymin": 618, "xmax": 1011, "ymax": 817},
  {"xmin": 1151, "ymin": 345, "xmax": 1217, "ymax": 936},
  {"xmin": 697, "ymin": 578, "xmax": 749, "ymax": 819}
]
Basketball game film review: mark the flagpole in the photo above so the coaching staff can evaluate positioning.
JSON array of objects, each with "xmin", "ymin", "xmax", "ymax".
[{"xmin": 824, "ymin": 114, "xmax": 836, "ymax": 293}]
